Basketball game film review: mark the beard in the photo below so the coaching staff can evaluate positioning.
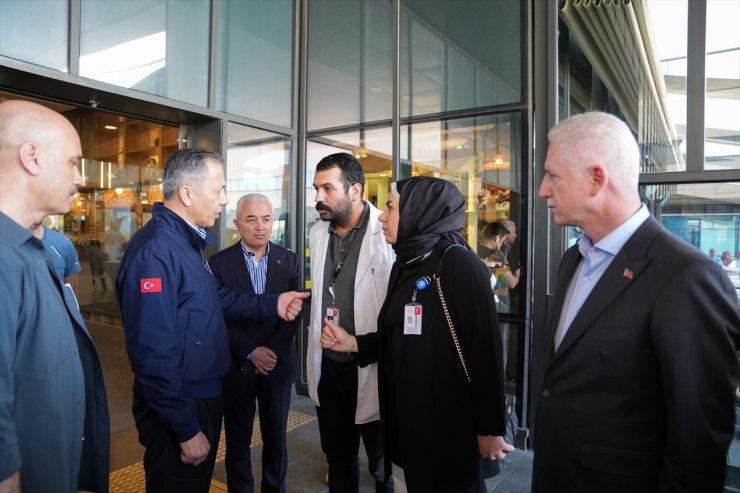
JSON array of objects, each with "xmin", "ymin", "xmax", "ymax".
[{"xmin": 316, "ymin": 197, "xmax": 353, "ymax": 227}]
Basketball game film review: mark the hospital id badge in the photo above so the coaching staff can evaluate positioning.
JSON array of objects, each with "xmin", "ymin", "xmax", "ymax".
[
  {"xmin": 326, "ymin": 307, "xmax": 340, "ymax": 326},
  {"xmin": 404, "ymin": 303, "xmax": 422, "ymax": 335}
]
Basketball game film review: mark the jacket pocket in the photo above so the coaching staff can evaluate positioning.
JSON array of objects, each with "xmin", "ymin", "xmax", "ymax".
[{"xmin": 579, "ymin": 443, "xmax": 661, "ymax": 477}]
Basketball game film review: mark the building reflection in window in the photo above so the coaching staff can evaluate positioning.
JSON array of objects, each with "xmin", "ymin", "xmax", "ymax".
[{"xmin": 55, "ymin": 110, "xmax": 181, "ymax": 324}]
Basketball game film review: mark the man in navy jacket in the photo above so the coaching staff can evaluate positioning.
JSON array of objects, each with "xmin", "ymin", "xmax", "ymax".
[
  {"xmin": 210, "ymin": 193, "xmax": 300, "ymax": 493},
  {"xmin": 116, "ymin": 148, "xmax": 307, "ymax": 493}
]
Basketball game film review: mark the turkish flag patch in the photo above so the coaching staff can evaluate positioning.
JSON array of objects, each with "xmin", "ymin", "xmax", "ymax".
[{"xmin": 140, "ymin": 278, "xmax": 162, "ymax": 293}]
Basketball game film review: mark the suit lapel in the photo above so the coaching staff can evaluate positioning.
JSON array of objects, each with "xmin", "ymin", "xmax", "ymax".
[
  {"xmin": 230, "ymin": 242, "xmax": 255, "ymax": 293},
  {"xmin": 549, "ymin": 219, "xmax": 659, "ymax": 366},
  {"xmin": 264, "ymin": 243, "xmax": 281, "ymax": 294},
  {"xmin": 543, "ymin": 247, "xmax": 582, "ymax": 361}
]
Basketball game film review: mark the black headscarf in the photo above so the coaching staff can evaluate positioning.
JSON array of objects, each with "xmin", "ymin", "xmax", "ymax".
[{"xmin": 393, "ymin": 176, "xmax": 473, "ymax": 263}]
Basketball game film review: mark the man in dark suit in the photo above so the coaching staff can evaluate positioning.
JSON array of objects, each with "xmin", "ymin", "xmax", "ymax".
[
  {"xmin": 209, "ymin": 193, "xmax": 301, "ymax": 493},
  {"xmin": 532, "ymin": 111, "xmax": 739, "ymax": 493}
]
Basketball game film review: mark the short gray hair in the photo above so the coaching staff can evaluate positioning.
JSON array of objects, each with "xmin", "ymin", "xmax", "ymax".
[
  {"xmin": 162, "ymin": 148, "xmax": 224, "ymax": 200},
  {"xmin": 236, "ymin": 193, "xmax": 273, "ymax": 217},
  {"xmin": 548, "ymin": 112, "xmax": 639, "ymax": 195}
]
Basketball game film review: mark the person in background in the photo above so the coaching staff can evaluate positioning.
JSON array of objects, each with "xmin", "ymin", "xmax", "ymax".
[
  {"xmin": 322, "ymin": 176, "xmax": 513, "ymax": 492},
  {"xmin": 116, "ymin": 148, "xmax": 308, "ymax": 493},
  {"xmin": 209, "ymin": 193, "xmax": 301, "ymax": 493},
  {"xmin": 720, "ymin": 250, "xmax": 737, "ymax": 270},
  {"xmin": 483, "ymin": 222, "xmax": 520, "ymax": 312},
  {"xmin": 0, "ymin": 99, "xmax": 110, "ymax": 493},
  {"xmin": 497, "ymin": 219, "xmax": 521, "ymax": 379},
  {"xmin": 33, "ymin": 219, "xmax": 81, "ymax": 291},
  {"xmin": 307, "ymin": 153, "xmax": 395, "ymax": 493},
  {"xmin": 480, "ymin": 221, "xmax": 520, "ymax": 378},
  {"xmin": 88, "ymin": 235, "xmax": 107, "ymax": 291},
  {"xmin": 709, "ymin": 247, "xmax": 721, "ymax": 263},
  {"xmin": 532, "ymin": 111, "xmax": 739, "ymax": 492},
  {"xmin": 476, "ymin": 221, "xmax": 499, "ymax": 260},
  {"xmin": 499, "ymin": 219, "xmax": 517, "ymax": 266}
]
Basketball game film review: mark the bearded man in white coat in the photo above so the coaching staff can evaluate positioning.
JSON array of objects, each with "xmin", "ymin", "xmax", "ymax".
[{"xmin": 307, "ymin": 153, "xmax": 395, "ymax": 493}]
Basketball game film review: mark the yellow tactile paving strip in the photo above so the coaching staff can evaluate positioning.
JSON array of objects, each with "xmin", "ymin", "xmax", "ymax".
[{"xmin": 109, "ymin": 410, "xmax": 316, "ymax": 493}]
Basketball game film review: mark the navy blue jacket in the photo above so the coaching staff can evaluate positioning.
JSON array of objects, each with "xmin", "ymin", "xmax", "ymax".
[
  {"xmin": 209, "ymin": 241, "xmax": 301, "ymax": 386},
  {"xmin": 115, "ymin": 203, "xmax": 278, "ymax": 441}
]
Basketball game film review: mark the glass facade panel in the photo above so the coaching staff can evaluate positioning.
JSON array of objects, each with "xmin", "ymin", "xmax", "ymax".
[
  {"xmin": 0, "ymin": 0, "xmax": 68, "ymax": 71},
  {"xmin": 223, "ymin": 123, "xmax": 292, "ymax": 249},
  {"xmin": 402, "ymin": 0, "xmax": 521, "ymax": 118},
  {"xmin": 216, "ymin": 0, "xmax": 293, "ymax": 127},
  {"xmin": 559, "ymin": 1, "xmax": 687, "ymax": 172},
  {"xmin": 80, "ymin": 0, "xmax": 210, "ymax": 107},
  {"xmin": 399, "ymin": 112, "xmax": 523, "ymax": 316},
  {"xmin": 704, "ymin": 0, "xmax": 740, "ymax": 171},
  {"xmin": 51, "ymin": 108, "xmax": 181, "ymax": 323},
  {"xmin": 307, "ymin": 0, "xmax": 393, "ymax": 130}
]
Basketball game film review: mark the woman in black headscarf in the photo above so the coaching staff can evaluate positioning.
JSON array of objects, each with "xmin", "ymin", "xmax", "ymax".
[{"xmin": 321, "ymin": 176, "xmax": 512, "ymax": 492}]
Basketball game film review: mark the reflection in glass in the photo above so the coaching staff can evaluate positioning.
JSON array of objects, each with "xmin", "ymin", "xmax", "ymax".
[
  {"xmin": 224, "ymin": 123, "xmax": 291, "ymax": 249},
  {"xmin": 80, "ymin": 0, "xmax": 210, "ymax": 106},
  {"xmin": 216, "ymin": 0, "xmax": 293, "ymax": 127},
  {"xmin": 0, "ymin": 0, "xmax": 68, "ymax": 71},
  {"xmin": 704, "ymin": 0, "xmax": 740, "ymax": 171},
  {"xmin": 644, "ymin": 0, "xmax": 688, "ymax": 172},
  {"xmin": 402, "ymin": 0, "xmax": 521, "ymax": 117},
  {"xmin": 53, "ymin": 109, "xmax": 181, "ymax": 324},
  {"xmin": 399, "ymin": 112, "xmax": 522, "ymax": 315},
  {"xmin": 307, "ymin": 0, "xmax": 393, "ymax": 130},
  {"xmin": 643, "ymin": 182, "xmax": 740, "ymax": 302}
]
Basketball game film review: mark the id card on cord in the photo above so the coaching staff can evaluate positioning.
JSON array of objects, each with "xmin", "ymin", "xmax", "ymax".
[{"xmin": 404, "ymin": 303, "xmax": 422, "ymax": 335}]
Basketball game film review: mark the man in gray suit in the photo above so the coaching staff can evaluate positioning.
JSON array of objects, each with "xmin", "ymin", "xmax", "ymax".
[{"xmin": 532, "ymin": 111, "xmax": 739, "ymax": 493}]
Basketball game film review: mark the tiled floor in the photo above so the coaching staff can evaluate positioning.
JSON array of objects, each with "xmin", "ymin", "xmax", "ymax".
[{"xmin": 91, "ymin": 320, "xmax": 533, "ymax": 493}]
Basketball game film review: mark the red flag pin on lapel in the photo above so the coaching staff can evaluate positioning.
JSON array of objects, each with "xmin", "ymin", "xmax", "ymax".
[{"xmin": 622, "ymin": 268, "xmax": 634, "ymax": 280}]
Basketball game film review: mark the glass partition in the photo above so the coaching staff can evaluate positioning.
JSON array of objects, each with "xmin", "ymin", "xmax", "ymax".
[
  {"xmin": 307, "ymin": 0, "xmax": 393, "ymax": 130},
  {"xmin": 49, "ymin": 108, "xmax": 182, "ymax": 324},
  {"xmin": 0, "ymin": 0, "xmax": 68, "ymax": 71},
  {"xmin": 222, "ymin": 123, "xmax": 292, "ymax": 249},
  {"xmin": 402, "ymin": 0, "xmax": 522, "ymax": 118},
  {"xmin": 704, "ymin": 0, "xmax": 740, "ymax": 171},
  {"xmin": 80, "ymin": 0, "xmax": 210, "ymax": 106},
  {"xmin": 399, "ymin": 112, "xmax": 523, "ymax": 315},
  {"xmin": 216, "ymin": 0, "xmax": 294, "ymax": 127},
  {"xmin": 642, "ymin": 181, "xmax": 740, "ymax": 303}
]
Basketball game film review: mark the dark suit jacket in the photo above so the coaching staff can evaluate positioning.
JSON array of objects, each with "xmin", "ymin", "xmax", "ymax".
[
  {"xmin": 209, "ymin": 241, "xmax": 300, "ymax": 386},
  {"xmin": 531, "ymin": 217, "xmax": 739, "ymax": 493}
]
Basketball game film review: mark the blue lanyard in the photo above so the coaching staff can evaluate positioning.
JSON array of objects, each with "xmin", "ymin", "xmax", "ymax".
[{"xmin": 411, "ymin": 276, "xmax": 431, "ymax": 303}]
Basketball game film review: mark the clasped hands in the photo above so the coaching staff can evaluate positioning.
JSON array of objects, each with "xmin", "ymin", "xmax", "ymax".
[{"xmin": 250, "ymin": 346, "xmax": 277, "ymax": 375}]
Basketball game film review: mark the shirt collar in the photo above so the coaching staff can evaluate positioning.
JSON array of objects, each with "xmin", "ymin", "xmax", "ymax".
[
  {"xmin": 578, "ymin": 204, "xmax": 650, "ymax": 258},
  {"xmin": 184, "ymin": 220, "xmax": 208, "ymax": 240},
  {"xmin": 0, "ymin": 211, "xmax": 43, "ymax": 250},
  {"xmin": 240, "ymin": 240, "xmax": 270, "ymax": 258}
]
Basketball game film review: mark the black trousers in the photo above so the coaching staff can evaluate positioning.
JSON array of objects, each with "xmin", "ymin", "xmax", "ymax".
[
  {"xmin": 223, "ymin": 363, "xmax": 292, "ymax": 493},
  {"xmin": 316, "ymin": 357, "xmax": 393, "ymax": 493},
  {"xmin": 132, "ymin": 386, "xmax": 223, "ymax": 493}
]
